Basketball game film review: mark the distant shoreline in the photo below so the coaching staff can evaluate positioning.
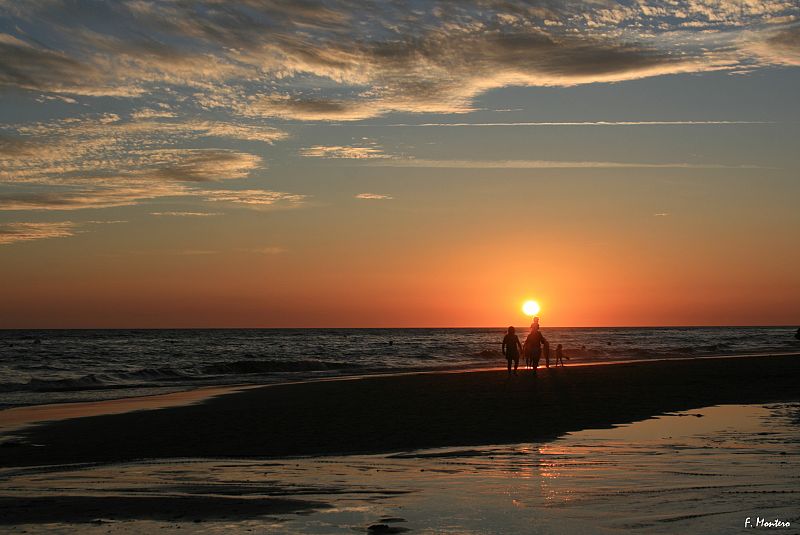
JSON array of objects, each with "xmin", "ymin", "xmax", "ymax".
[{"xmin": 1, "ymin": 353, "xmax": 798, "ymax": 467}]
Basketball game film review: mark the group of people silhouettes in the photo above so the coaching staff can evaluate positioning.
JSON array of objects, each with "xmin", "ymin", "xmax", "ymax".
[{"xmin": 502, "ymin": 317, "xmax": 566, "ymax": 374}]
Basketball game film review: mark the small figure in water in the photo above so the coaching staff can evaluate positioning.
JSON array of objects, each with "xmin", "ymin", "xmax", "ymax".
[
  {"xmin": 502, "ymin": 326, "xmax": 523, "ymax": 374},
  {"xmin": 795, "ymin": 327, "xmax": 800, "ymax": 341},
  {"xmin": 554, "ymin": 343, "xmax": 568, "ymax": 367}
]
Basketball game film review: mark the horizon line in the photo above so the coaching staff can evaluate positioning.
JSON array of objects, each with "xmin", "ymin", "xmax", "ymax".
[{"xmin": 1, "ymin": 325, "xmax": 796, "ymax": 331}]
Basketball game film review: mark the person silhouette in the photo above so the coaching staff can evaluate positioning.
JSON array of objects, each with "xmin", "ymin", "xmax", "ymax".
[
  {"xmin": 523, "ymin": 317, "xmax": 548, "ymax": 372},
  {"xmin": 554, "ymin": 343, "xmax": 568, "ymax": 367},
  {"xmin": 523, "ymin": 316, "xmax": 539, "ymax": 368},
  {"xmin": 502, "ymin": 326, "xmax": 523, "ymax": 374}
]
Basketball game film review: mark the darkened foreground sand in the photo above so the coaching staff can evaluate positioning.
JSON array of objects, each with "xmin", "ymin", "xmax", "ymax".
[
  {"xmin": 1, "ymin": 355, "xmax": 798, "ymax": 467},
  {"xmin": 0, "ymin": 495, "xmax": 328, "ymax": 525}
]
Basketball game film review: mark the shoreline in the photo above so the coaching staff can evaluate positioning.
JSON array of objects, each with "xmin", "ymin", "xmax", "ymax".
[
  {"xmin": 2, "ymin": 351, "xmax": 798, "ymax": 431},
  {"xmin": 0, "ymin": 353, "xmax": 798, "ymax": 467}
]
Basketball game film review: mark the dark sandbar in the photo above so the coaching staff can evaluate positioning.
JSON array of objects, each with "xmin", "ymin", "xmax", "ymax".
[
  {"xmin": 0, "ymin": 495, "xmax": 326, "ymax": 524},
  {"xmin": 1, "ymin": 354, "xmax": 798, "ymax": 467}
]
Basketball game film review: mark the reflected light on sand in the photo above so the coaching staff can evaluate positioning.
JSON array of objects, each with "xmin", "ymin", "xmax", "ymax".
[{"xmin": 0, "ymin": 404, "xmax": 795, "ymax": 533}]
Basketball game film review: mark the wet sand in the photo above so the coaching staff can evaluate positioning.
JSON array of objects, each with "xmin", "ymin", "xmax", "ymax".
[
  {"xmin": 0, "ymin": 354, "xmax": 798, "ymax": 467},
  {"xmin": 1, "ymin": 403, "xmax": 797, "ymax": 533},
  {"xmin": 0, "ymin": 384, "xmax": 258, "ymax": 433}
]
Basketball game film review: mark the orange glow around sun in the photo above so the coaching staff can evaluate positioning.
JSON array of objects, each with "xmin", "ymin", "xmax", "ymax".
[{"xmin": 522, "ymin": 300, "xmax": 540, "ymax": 316}]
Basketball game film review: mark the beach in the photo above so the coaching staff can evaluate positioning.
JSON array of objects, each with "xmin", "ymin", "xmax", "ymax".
[
  {"xmin": 1, "ymin": 354, "xmax": 799, "ymax": 533},
  {"xmin": 1, "ymin": 354, "xmax": 798, "ymax": 467}
]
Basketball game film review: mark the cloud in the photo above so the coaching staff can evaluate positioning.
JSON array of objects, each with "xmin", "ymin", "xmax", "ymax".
[
  {"xmin": 241, "ymin": 246, "xmax": 286, "ymax": 254},
  {"xmin": 195, "ymin": 122, "xmax": 288, "ymax": 144},
  {"xmin": 131, "ymin": 108, "xmax": 177, "ymax": 120},
  {"xmin": 0, "ymin": 113, "xmax": 296, "ymax": 211},
  {"xmin": 748, "ymin": 25, "xmax": 800, "ymax": 66},
  {"xmin": 0, "ymin": 33, "xmax": 125, "ymax": 96},
  {"xmin": 359, "ymin": 159, "xmax": 766, "ymax": 169},
  {"xmin": 386, "ymin": 120, "xmax": 773, "ymax": 127},
  {"xmin": 150, "ymin": 211, "xmax": 223, "ymax": 217},
  {"xmin": 246, "ymin": 95, "xmax": 382, "ymax": 122},
  {"xmin": 0, "ymin": 183, "xmax": 188, "ymax": 210},
  {"xmin": 355, "ymin": 193, "xmax": 393, "ymax": 200},
  {"xmin": 237, "ymin": 31, "xmax": 736, "ymax": 120},
  {"xmin": 0, "ymin": 133, "xmax": 36, "ymax": 157},
  {"xmin": 2, "ymin": 115, "xmax": 284, "ymax": 186},
  {"xmin": 0, "ymin": 0, "xmax": 797, "ymax": 220},
  {"xmin": 0, "ymin": 184, "xmax": 304, "ymax": 212},
  {"xmin": 151, "ymin": 150, "xmax": 262, "ymax": 182},
  {"xmin": 200, "ymin": 189, "xmax": 306, "ymax": 207},
  {"xmin": 0, "ymin": 221, "xmax": 77, "ymax": 245},
  {"xmin": 300, "ymin": 145, "xmax": 389, "ymax": 159},
  {"xmin": 1, "ymin": 1, "xmax": 797, "ymax": 122}
]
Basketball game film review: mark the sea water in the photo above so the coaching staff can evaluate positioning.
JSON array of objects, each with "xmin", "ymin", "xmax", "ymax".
[
  {"xmin": 1, "ymin": 402, "xmax": 797, "ymax": 534},
  {"xmin": 1, "ymin": 327, "xmax": 797, "ymax": 407}
]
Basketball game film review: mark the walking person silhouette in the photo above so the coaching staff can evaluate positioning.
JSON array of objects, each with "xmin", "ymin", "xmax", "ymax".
[
  {"xmin": 523, "ymin": 317, "xmax": 548, "ymax": 373},
  {"xmin": 502, "ymin": 326, "xmax": 523, "ymax": 374}
]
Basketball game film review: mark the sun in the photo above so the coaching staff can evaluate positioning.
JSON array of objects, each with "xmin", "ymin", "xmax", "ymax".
[{"xmin": 522, "ymin": 300, "xmax": 540, "ymax": 316}]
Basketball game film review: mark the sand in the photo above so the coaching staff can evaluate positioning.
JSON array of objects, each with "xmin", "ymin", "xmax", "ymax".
[
  {"xmin": 0, "ymin": 354, "xmax": 798, "ymax": 467},
  {"xmin": 0, "ymin": 384, "xmax": 258, "ymax": 433},
  {"xmin": 2, "ymin": 402, "xmax": 798, "ymax": 532}
]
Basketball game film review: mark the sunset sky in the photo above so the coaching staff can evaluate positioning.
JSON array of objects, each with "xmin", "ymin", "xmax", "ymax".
[{"xmin": 1, "ymin": 0, "xmax": 798, "ymax": 328}]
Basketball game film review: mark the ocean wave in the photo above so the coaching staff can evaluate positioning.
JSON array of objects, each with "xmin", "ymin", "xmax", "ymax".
[
  {"xmin": 110, "ymin": 367, "xmax": 189, "ymax": 381},
  {"xmin": 201, "ymin": 360, "xmax": 363, "ymax": 375},
  {"xmin": 9, "ymin": 374, "xmax": 121, "ymax": 393},
  {"xmin": 0, "ymin": 367, "xmax": 192, "ymax": 393}
]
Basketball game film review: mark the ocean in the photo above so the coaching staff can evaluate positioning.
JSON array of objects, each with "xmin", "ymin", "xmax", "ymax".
[{"xmin": 1, "ymin": 327, "xmax": 798, "ymax": 408}]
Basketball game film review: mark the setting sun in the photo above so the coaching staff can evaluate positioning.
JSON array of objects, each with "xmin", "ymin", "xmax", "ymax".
[{"xmin": 522, "ymin": 300, "xmax": 540, "ymax": 316}]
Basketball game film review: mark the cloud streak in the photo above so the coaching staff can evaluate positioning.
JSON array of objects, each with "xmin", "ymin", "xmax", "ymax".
[
  {"xmin": 355, "ymin": 193, "xmax": 393, "ymax": 200},
  {"xmin": 0, "ymin": 113, "xmax": 298, "ymax": 211},
  {"xmin": 300, "ymin": 145, "xmax": 389, "ymax": 159},
  {"xmin": 361, "ymin": 159, "xmax": 768, "ymax": 169},
  {"xmin": 387, "ymin": 121, "xmax": 774, "ymax": 127},
  {"xmin": 200, "ymin": 189, "xmax": 306, "ymax": 207},
  {"xmin": 0, "ymin": 221, "xmax": 78, "ymax": 245},
  {"xmin": 150, "ymin": 211, "xmax": 223, "ymax": 217}
]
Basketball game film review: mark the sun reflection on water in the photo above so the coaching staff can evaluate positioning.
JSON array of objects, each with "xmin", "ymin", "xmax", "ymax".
[{"xmin": 0, "ymin": 404, "xmax": 797, "ymax": 534}]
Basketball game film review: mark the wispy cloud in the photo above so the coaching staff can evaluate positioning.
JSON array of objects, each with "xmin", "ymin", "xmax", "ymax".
[
  {"xmin": 387, "ymin": 121, "xmax": 774, "ymax": 127},
  {"xmin": 355, "ymin": 193, "xmax": 393, "ymax": 200},
  {"xmin": 0, "ymin": 113, "xmax": 296, "ymax": 211},
  {"xmin": 131, "ymin": 108, "xmax": 177, "ymax": 120},
  {"xmin": 747, "ymin": 25, "xmax": 800, "ymax": 66},
  {"xmin": 150, "ymin": 211, "xmax": 223, "ymax": 217},
  {"xmin": 0, "ymin": 221, "xmax": 78, "ymax": 245},
  {"xmin": 0, "ymin": 0, "xmax": 796, "ymax": 221},
  {"xmin": 1, "ymin": 1, "xmax": 797, "ymax": 121},
  {"xmin": 300, "ymin": 145, "xmax": 389, "ymax": 159},
  {"xmin": 0, "ymin": 183, "xmax": 188, "ymax": 211},
  {"xmin": 361, "ymin": 159, "xmax": 767, "ymax": 170},
  {"xmin": 240, "ymin": 246, "xmax": 286, "ymax": 255},
  {"xmin": 200, "ymin": 189, "xmax": 306, "ymax": 207}
]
